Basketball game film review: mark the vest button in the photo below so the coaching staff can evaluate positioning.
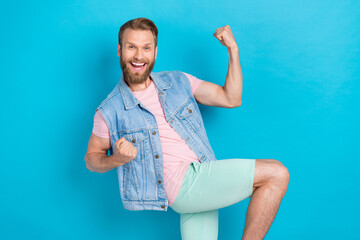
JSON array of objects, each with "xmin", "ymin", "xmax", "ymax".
[
  {"xmin": 152, "ymin": 131, "xmax": 156, "ymax": 135},
  {"xmin": 155, "ymin": 155, "xmax": 159, "ymax": 159},
  {"xmin": 188, "ymin": 109, "xmax": 192, "ymax": 113},
  {"xmin": 161, "ymin": 205, "xmax": 165, "ymax": 209},
  {"xmin": 158, "ymin": 180, "xmax": 162, "ymax": 184},
  {"xmin": 132, "ymin": 139, "xmax": 136, "ymax": 143}
]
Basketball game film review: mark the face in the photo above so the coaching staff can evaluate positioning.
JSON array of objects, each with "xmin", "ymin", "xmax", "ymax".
[{"xmin": 118, "ymin": 29, "xmax": 158, "ymax": 85}]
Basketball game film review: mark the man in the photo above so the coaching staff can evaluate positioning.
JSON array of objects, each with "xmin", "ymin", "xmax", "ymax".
[{"xmin": 85, "ymin": 17, "xmax": 290, "ymax": 240}]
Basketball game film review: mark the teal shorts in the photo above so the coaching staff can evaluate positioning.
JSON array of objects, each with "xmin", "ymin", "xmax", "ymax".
[{"xmin": 170, "ymin": 158, "xmax": 256, "ymax": 240}]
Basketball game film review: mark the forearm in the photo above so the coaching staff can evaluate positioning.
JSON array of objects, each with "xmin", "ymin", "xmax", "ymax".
[
  {"xmin": 85, "ymin": 153, "xmax": 120, "ymax": 173},
  {"xmin": 224, "ymin": 47, "xmax": 243, "ymax": 106}
]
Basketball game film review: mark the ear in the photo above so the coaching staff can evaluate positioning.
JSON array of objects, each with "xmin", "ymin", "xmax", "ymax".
[
  {"xmin": 117, "ymin": 43, "xmax": 121, "ymax": 57},
  {"xmin": 155, "ymin": 46, "xmax": 158, "ymax": 59}
]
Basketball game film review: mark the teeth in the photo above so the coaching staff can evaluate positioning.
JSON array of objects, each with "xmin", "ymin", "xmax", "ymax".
[{"xmin": 131, "ymin": 62, "xmax": 145, "ymax": 66}]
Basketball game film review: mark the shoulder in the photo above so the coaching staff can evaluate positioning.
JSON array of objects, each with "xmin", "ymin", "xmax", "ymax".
[
  {"xmin": 180, "ymin": 72, "xmax": 203, "ymax": 83},
  {"xmin": 154, "ymin": 70, "xmax": 187, "ymax": 78},
  {"xmin": 155, "ymin": 70, "xmax": 191, "ymax": 83},
  {"xmin": 95, "ymin": 82, "xmax": 123, "ymax": 133},
  {"xmin": 152, "ymin": 71, "xmax": 190, "ymax": 91}
]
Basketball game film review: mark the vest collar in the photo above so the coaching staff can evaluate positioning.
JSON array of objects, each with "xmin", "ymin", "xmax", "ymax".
[{"xmin": 118, "ymin": 72, "xmax": 172, "ymax": 110}]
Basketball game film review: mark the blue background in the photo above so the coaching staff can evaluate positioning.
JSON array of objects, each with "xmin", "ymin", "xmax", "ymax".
[{"xmin": 1, "ymin": 0, "xmax": 359, "ymax": 239}]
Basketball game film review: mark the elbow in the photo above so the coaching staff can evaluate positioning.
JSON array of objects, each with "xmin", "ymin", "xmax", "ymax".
[
  {"xmin": 84, "ymin": 154, "xmax": 89, "ymax": 165},
  {"xmin": 229, "ymin": 100, "xmax": 242, "ymax": 108},
  {"xmin": 225, "ymin": 95, "xmax": 242, "ymax": 108},
  {"xmin": 84, "ymin": 155, "xmax": 95, "ymax": 172},
  {"xmin": 86, "ymin": 162, "xmax": 95, "ymax": 172}
]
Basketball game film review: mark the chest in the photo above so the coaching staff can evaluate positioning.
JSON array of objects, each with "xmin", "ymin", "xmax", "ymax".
[{"xmin": 119, "ymin": 85, "xmax": 191, "ymax": 132}]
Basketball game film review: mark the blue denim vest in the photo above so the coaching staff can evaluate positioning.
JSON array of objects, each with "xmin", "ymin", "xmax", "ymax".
[{"xmin": 96, "ymin": 71, "xmax": 217, "ymax": 211}]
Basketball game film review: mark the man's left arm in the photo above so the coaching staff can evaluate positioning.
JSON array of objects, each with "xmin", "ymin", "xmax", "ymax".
[{"xmin": 194, "ymin": 25, "xmax": 242, "ymax": 108}]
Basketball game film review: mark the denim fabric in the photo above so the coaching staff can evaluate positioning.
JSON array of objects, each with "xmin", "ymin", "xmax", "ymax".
[{"xmin": 96, "ymin": 71, "xmax": 217, "ymax": 211}]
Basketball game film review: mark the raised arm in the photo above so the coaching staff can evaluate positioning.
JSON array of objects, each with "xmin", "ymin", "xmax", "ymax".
[{"xmin": 194, "ymin": 25, "xmax": 242, "ymax": 108}]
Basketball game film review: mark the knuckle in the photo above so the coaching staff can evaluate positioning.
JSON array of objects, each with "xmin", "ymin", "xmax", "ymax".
[{"xmin": 119, "ymin": 148, "xmax": 124, "ymax": 155}]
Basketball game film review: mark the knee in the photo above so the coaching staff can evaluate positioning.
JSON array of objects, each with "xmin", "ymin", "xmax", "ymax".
[
  {"xmin": 278, "ymin": 165, "xmax": 290, "ymax": 185},
  {"xmin": 253, "ymin": 159, "xmax": 290, "ymax": 193},
  {"xmin": 270, "ymin": 159, "xmax": 290, "ymax": 184}
]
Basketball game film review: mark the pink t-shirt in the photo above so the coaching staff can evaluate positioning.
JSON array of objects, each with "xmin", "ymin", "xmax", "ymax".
[{"xmin": 92, "ymin": 72, "xmax": 204, "ymax": 206}]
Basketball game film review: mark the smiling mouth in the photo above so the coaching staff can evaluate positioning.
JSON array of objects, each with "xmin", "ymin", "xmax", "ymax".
[{"xmin": 130, "ymin": 62, "xmax": 146, "ymax": 72}]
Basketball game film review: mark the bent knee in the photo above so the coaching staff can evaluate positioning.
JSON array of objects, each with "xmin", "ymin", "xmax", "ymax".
[
  {"xmin": 252, "ymin": 159, "xmax": 290, "ymax": 194},
  {"xmin": 262, "ymin": 159, "xmax": 290, "ymax": 182},
  {"xmin": 272, "ymin": 163, "xmax": 290, "ymax": 184}
]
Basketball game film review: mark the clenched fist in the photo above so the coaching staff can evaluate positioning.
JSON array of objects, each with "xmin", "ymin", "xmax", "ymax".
[
  {"xmin": 112, "ymin": 137, "xmax": 137, "ymax": 166},
  {"xmin": 213, "ymin": 25, "xmax": 238, "ymax": 50}
]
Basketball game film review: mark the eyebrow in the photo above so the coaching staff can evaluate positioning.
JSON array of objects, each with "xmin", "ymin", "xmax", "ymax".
[{"xmin": 125, "ymin": 42, "xmax": 153, "ymax": 46}]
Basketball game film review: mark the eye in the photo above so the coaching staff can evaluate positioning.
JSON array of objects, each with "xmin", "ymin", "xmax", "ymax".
[{"xmin": 129, "ymin": 46, "xmax": 134, "ymax": 49}]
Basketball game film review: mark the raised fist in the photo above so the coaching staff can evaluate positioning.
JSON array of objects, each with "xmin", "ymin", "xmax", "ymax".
[
  {"xmin": 112, "ymin": 137, "xmax": 137, "ymax": 165},
  {"xmin": 213, "ymin": 25, "xmax": 238, "ymax": 50}
]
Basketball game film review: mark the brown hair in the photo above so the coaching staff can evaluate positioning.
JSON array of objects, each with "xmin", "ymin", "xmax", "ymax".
[{"xmin": 118, "ymin": 17, "xmax": 158, "ymax": 49}]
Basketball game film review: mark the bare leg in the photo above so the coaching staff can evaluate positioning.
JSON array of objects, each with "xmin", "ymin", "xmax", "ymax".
[{"xmin": 242, "ymin": 159, "xmax": 290, "ymax": 240}]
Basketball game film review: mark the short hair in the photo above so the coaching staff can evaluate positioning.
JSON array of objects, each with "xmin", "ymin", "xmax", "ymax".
[{"xmin": 118, "ymin": 17, "xmax": 158, "ymax": 49}]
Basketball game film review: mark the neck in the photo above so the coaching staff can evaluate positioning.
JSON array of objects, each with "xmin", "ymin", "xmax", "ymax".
[{"xmin": 128, "ymin": 76, "xmax": 152, "ymax": 92}]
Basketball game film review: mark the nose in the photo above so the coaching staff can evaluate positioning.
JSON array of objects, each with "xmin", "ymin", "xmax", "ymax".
[{"xmin": 134, "ymin": 48, "xmax": 144, "ymax": 60}]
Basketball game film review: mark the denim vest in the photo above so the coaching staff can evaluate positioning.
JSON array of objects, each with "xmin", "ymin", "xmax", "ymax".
[{"xmin": 96, "ymin": 71, "xmax": 217, "ymax": 211}]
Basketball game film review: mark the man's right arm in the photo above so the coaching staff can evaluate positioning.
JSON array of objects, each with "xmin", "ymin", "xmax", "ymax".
[
  {"xmin": 84, "ymin": 133, "xmax": 118, "ymax": 173},
  {"xmin": 84, "ymin": 133, "xmax": 137, "ymax": 173}
]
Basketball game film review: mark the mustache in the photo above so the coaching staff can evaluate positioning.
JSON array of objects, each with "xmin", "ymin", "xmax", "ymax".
[{"xmin": 128, "ymin": 58, "xmax": 150, "ymax": 64}]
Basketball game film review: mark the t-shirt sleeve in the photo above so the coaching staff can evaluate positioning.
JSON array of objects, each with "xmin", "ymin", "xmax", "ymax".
[
  {"xmin": 92, "ymin": 110, "xmax": 111, "ymax": 138},
  {"xmin": 182, "ymin": 72, "xmax": 204, "ymax": 95}
]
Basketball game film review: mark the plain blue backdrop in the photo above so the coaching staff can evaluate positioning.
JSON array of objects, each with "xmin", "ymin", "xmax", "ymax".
[{"xmin": 1, "ymin": 0, "xmax": 359, "ymax": 239}]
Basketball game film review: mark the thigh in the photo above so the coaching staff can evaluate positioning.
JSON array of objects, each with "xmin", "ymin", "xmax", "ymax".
[
  {"xmin": 180, "ymin": 210, "xmax": 218, "ymax": 240},
  {"xmin": 170, "ymin": 158, "xmax": 256, "ymax": 214}
]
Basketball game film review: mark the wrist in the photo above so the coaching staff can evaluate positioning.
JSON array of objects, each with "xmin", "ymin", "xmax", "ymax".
[
  {"xmin": 228, "ymin": 45, "xmax": 239, "ymax": 53},
  {"xmin": 228, "ymin": 46, "xmax": 240, "ymax": 62}
]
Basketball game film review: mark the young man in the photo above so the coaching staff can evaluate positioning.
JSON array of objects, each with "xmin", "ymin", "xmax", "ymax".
[{"xmin": 85, "ymin": 17, "xmax": 290, "ymax": 240}]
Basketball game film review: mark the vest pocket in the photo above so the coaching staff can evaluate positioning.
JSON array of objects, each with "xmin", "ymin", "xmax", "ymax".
[
  {"xmin": 176, "ymin": 99, "xmax": 202, "ymax": 132},
  {"xmin": 120, "ymin": 130, "xmax": 149, "ymax": 201}
]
